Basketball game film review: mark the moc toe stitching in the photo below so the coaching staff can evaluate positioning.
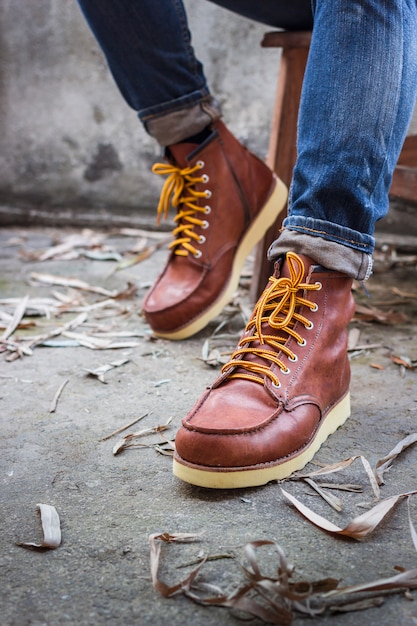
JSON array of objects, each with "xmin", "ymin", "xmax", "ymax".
[
  {"xmin": 173, "ymin": 252, "xmax": 355, "ymax": 486},
  {"xmin": 176, "ymin": 400, "xmax": 323, "ymax": 469}
]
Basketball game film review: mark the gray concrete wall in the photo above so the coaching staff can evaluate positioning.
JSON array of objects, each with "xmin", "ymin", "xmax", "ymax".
[
  {"xmin": 0, "ymin": 1, "xmax": 416, "ymax": 225},
  {"xmin": 0, "ymin": 0, "xmax": 278, "ymax": 223}
]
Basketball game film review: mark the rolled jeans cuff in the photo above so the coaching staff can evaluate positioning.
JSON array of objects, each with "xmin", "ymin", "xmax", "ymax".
[
  {"xmin": 140, "ymin": 93, "xmax": 222, "ymax": 146},
  {"xmin": 268, "ymin": 228, "xmax": 374, "ymax": 282}
]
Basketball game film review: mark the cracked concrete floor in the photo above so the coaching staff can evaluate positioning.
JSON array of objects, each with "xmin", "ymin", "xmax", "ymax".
[{"xmin": 0, "ymin": 225, "xmax": 417, "ymax": 626}]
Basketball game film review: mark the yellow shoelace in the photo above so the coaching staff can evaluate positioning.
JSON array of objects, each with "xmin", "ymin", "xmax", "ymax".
[
  {"xmin": 222, "ymin": 253, "xmax": 322, "ymax": 387},
  {"xmin": 152, "ymin": 161, "xmax": 211, "ymax": 257}
]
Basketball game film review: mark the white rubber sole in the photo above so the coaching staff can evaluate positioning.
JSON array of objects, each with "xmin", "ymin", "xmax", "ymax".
[
  {"xmin": 153, "ymin": 177, "xmax": 287, "ymax": 340},
  {"xmin": 173, "ymin": 393, "xmax": 351, "ymax": 489}
]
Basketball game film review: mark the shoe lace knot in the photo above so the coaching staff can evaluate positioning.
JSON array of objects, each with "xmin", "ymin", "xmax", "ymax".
[
  {"xmin": 152, "ymin": 160, "xmax": 211, "ymax": 258},
  {"xmin": 221, "ymin": 252, "xmax": 322, "ymax": 387}
]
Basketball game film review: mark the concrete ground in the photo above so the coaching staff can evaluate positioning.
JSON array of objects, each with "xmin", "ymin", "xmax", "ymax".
[{"xmin": 1, "ymin": 222, "xmax": 417, "ymax": 626}]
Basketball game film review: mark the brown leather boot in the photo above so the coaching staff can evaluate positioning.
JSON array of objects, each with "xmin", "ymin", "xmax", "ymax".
[
  {"xmin": 173, "ymin": 252, "xmax": 355, "ymax": 488},
  {"xmin": 142, "ymin": 120, "xmax": 287, "ymax": 339}
]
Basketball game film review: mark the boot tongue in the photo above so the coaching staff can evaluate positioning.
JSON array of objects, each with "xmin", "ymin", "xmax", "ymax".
[
  {"xmin": 277, "ymin": 254, "xmax": 316, "ymax": 281},
  {"xmin": 166, "ymin": 142, "xmax": 199, "ymax": 168},
  {"xmin": 224, "ymin": 254, "xmax": 316, "ymax": 386},
  {"xmin": 167, "ymin": 126, "xmax": 217, "ymax": 167}
]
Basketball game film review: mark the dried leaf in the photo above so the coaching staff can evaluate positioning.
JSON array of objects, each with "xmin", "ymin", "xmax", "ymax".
[
  {"xmin": 62, "ymin": 331, "xmax": 139, "ymax": 350},
  {"xmin": 113, "ymin": 417, "xmax": 173, "ymax": 455},
  {"xmin": 408, "ymin": 497, "xmax": 417, "ymax": 554},
  {"xmin": 390, "ymin": 354, "xmax": 416, "ymax": 370},
  {"xmin": 303, "ymin": 478, "xmax": 343, "ymax": 512},
  {"xmin": 293, "ymin": 454, "xmax": 380, "ymax": 499},
  {"xmin": 293, "ymin": 456, "xmax": 360, "ymax": 478},
  {"xmin": 281, "ymin": 488, "xmax": 417, "ymax": 539},
  {"xmin": 374, "ymin": 433, "xmax": 417, "ymax": 485},
  {"xmin": 354, "ymin": 303, "xmax": 407, "ymax": 325},
  {"xmin": 347, "ymin": 327, "xmax": 361, "ymax": 351},
  {"xmin": 112, "ymin": 282, "xmax": 138, "ymax": 300},
  {"xmin": 185, "ymin": 584, "xmax": 295, "ymax": 625},
  {"xmin": 89, "ymin": 330, "xmax": 144, "ymax": 339},
  {"xmin": 111, "ymin": 238, "xmax": 170, "ymax": 274},
  {"xmin": 153, "ymin": 379, "xmax": 170, "ymax": 387},
  {"xmin": 329, "ymin": 597, "xmax": 385, "ymax": 612},
  {"xmin": 117, "ymin": 227, "xmax": 169, "ymax": 240},
  {"xmin": 0, "ymin": 294, "xmax": 30, "ymax": 341},
  {"xmin": 324, "ymin": 567, "xmax": 417, "ymax": 598},
  {"xmin": 360, "ymin": 455, "xmax": 381, "ymax": 500},
  {"xmin": 101, "ymin": 413, "xmax": 148, "ymax": 441},
  {"xmin": 391, "ymin": 286, "xmax": 417, "ymax": 299},
  {"xmin": 370, "ymin": 362, "xmax": 384, "ymax": 370},
  {"xmin": 149, "ymin": 531, "xmax": 417, "ymax": 623},
  {"xmin": 81, "ymin": 250, "xmax": 122, "ymax": 262},
  {"xmin": 36, "ymin": 230, "xmax": 107, "ymax": 261},
  {"xmin": 41, "ymin": 339, "xmax": 80, "ymax": 348},
  {"xmin": 84, "ymin": 357, "xmax": 130, "ymax": 383},
  {"xmin": 149, "ymin": 532, "xmax": 204, "ymax": 597},
  {"xmin": 150, "ymin": 536, "xmax": 327, "ymax": 624},
  {"xmin": 30, "ymin": 312, "xmax": 88, "ymax": 350},
  {"xmin": 185, "ymin": 540, "xmax": 298, "ymax": 624},
  {"xmin": 315, "ymin": 483, "xmax": 363, "ymax": 493},
  {"xmin": 176, "ymin": 552, "xmax": 235, "ymax": 569},
  {"xmin": 154, "ymin": 442, "xmax": 176, "ymax": 456},
  {"xmin": 49, "ymin": 379, "xmax": 69, "ymax": 413},
  {"xmin": 17, "ymin": 504, "xmax": 61, "ymax": 549},
  {"xmin": 30, "ymin": 272, "xmax": 117, "ymax": 297}
]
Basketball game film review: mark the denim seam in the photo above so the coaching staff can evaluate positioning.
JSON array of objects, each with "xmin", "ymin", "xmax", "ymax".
[
  {"xmin": 173, "ymin": 0, "xmax": 202, "ymax": 80},
  {"xmin": 140, "ymin": 93, "xmax": 212, "ymax": 122},
  {"xmin": 285, "ymin": 225, "xmax": 374, "ymax": 252},
  {"xmin": 367, "ymin": 0, "xmax": 404, "ymax": 222}
]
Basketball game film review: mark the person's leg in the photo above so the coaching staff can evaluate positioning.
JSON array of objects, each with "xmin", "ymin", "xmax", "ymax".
[
  {"xmin": 270, "ymin": 0, "xmax": 417, "ymax": 281},
  {"xmin": 76, "ymin": 0, "xmax": 220, "ymax": 145},
  {"xmin": 76, "ymin": 0, "xmax": 307, "ymax": 341},
  {"xmin": 77, "ymin": 0, "xmax": 312, "ymax": 144},
  {"xmin": 76, "ymin": 0, "xmax": 309, "ymax": 340},
  {"xmin": 174, "ymin": 0, "xmax": 417, "ymax": 488}
]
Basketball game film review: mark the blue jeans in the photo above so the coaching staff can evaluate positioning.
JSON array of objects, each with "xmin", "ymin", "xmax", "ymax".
[{"xmin": 77, "ymin": 0, "xmax": 417, "ymax": 280}]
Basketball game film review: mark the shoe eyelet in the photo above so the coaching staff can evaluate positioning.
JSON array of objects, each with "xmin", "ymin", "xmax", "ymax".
[
  {"xmin": 310, "ymin": 303, "xmax": 318, "ymax": 312},
  {"xmin": 193, "ymin": 250, "xmax": 202, "ymax": 259},
  {"xmin": 205, "ymin": 190, "xmax": 212, "ymax": 199},
  {"xmin": 197, "ymin": 160, "xmax": 205, "ymax": 169},
  {"xmin": 297, "ymin": 338, "xmax": 307, "ymax": 347},
  {"xmin": 315, "ymin": 281, "xmax": 323, "ymax": 290},
  {"xmin": 288, "ymin": 354, "xmax": 298, "ymax": 363},
  {"xmin": 198, "ymin": 235, "xmax": 206, "ymax": 244},
  {"xmin": 201, "ymin": 174, "xmax": 209, "ymax": 183},
  {"xmin": 204, "ymin": 205, "xmax": 211, "ymax": 214},
  {"xmin": 201, "ymin": 220, "xmax": 209, "ymax": 229},
  {"xmin": 271, "ymin": 381, "xmax": 281, "ymax": 389},
  {"xmin": 282, "ymin": 367, "xmax": 290, "ymax": 375},
  {"xmin": 305, "ymin": 321, "xmax": 314, "ymax": 330}
]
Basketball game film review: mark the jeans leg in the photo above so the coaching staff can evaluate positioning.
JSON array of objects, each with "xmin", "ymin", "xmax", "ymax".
[
  {"xmin": 77, "ymin": 0, "xmax": 223, "ymax": 144},
  {"xmin": 270, "ymin": 0, "xmax": 417, "ymax": 279},
  {"xmin": 77, "ymin": 0, "xmax": 313, "ymax": 143},
  {"xmin": 77, "ymin": 0, "xmax": 209, "ymax": 113}
]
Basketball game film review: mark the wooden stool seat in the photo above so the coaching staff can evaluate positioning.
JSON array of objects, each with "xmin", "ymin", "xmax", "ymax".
[{"xmin": 251, "ymin": 30, "xmax": 417, "ymax": 300}]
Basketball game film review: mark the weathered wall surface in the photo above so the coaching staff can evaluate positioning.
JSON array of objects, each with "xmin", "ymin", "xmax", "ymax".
[
  {"xmin": 0, "ymin": 1, "xmax": 416, "ymax": 224},
  {"xmin": 0, "ymin": 0, "xmax": 279, "ymax": 222}
]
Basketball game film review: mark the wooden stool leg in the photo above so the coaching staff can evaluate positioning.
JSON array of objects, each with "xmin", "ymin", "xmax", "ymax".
[
  {"xmin": 390, "ymin": 135, "xmax": 417, "ymax": 203},
  {"xmin": 250, "ymin": 46, "xmax": 309, "ymax": 301}
]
